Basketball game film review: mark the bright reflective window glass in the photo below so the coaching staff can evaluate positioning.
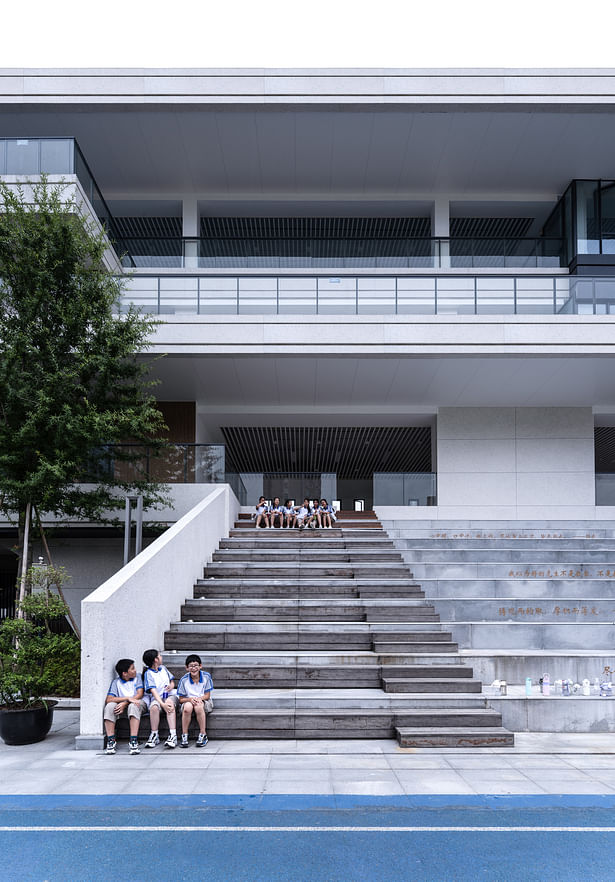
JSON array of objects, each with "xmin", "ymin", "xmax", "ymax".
[
  {"xmin": 6, "ymin": 139, "xmax": 39, "ymax": 174},
  {"xmin": 575, "ymin": 180, "xmax": 600, "ymax": 254},
  {"xmin": 318, "ymin": 277, "xmax": 355, "ymax": 314},
  {"xmin": 600, "ymin": 182, "xmax": 615, "ymax": 254},
  {"xmin": 199, "ymin": 277, "xmax": 238, "ymax": 314},
  {"xmin": 476, "ymin": 278, "xmax": 514, "ymax": 314},
  {"xmin": 238, "ymin": 277, "xmax": 277, "ymax": 314},
  {"xmin": 279, "ymin": 277, "xmax": 317, "ymax": 314},
  {"xmin": 40, "ymin": 139, "xmax": 73, "ymax": 174},
  {"xmin": 397, "ymin": 277, "xmax": 435, "ymax": 314},
  {"xmin": 515, "ymin": 278, "xmax": 554, "ymax": 314},
  {"xmin": 159, "ymin": 277, "xmax": 198, "ymax": 314},
  {"xmin": 357, "ymin": 278, "xmax": 395, "ymax": 314},
  {"xmin": 436, "ymin": 277, "xmax": 475, "ymax": 314}
]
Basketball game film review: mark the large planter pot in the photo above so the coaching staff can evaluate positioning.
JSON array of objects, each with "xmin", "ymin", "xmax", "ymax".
[{"xmin": 0, "ymin": 701, "xmax": 57, "ymax": 745}]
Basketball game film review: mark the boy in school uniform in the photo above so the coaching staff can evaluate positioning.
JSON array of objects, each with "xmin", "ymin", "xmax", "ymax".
[
  {"xmin": 177, "ymin": 654, "xmax": 214, "ymax": 748},
  {"xmin": 142, "ymin": 648, "xmax": 179, "ymax": 749},
  {"xmin": 104, "ymin": 658, "xmax": 147, "ymax": 755}
]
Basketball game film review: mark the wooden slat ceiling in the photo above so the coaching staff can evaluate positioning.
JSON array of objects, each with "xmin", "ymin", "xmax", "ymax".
[
  {"xmin": 595, "ymin": 427, "xmax": 615, "ymax": 472},
  {"xmin": 221, "ymin": 426, "xmax": 431, "ymax": 478}
]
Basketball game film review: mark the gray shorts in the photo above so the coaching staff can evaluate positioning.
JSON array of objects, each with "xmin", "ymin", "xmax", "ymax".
[
  {"xmin": 148, "ymin": 693, "xmax": 179, "ymax": 711},
  {"xmin": 103, "ymin": 699, "xmax": 147, "ymax": 722}
]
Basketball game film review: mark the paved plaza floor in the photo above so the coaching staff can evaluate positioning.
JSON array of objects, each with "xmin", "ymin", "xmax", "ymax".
[{"xmin": 2, "ymin": 709, "xmax": 615, "ymax": 797}]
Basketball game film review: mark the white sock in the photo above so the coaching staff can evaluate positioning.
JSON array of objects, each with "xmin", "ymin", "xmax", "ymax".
[{"xmin": 170, "ymin": 729, "xmax": 176, "ymax": 736}]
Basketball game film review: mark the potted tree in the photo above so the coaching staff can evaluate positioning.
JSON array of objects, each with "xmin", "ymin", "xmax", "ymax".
[{"xmin": 0, "ymin": 567, "xmax": 80, "ymax": 745}]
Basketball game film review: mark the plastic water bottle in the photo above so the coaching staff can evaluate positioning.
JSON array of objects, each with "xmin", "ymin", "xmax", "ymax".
[
  {"xmin": 525, "ymin": 677, "xmax": 532, "ymax": 697},
  {"xmin": 162, "ymin": 690, "xmax": 169, "ymax": 701},
  {"xmin": 562, "ymin": 679, "xmax": 570, "ymax": 696},
  {"xmin": 542, "ymin": 673, "xmax": 551, "ymax": 696},
  {"xmin": 582, "ymin": 679, "xmax": 590, "ymax": 696},
  {"xmin": 593, "ymin": 677, "xmax": 600, "ymax": 694}
]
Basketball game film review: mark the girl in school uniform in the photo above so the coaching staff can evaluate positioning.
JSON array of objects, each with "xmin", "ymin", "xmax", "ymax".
[
  {"xmin": 284, "ymin": 499, "xmax": 297, "ymax": 529},
  {"xmin": 269, "ymin": 496, "xmax": 284, "ymax": 529},
  {"xmin": 253, "ymin": 496, "xmax": 269, "ymax": 529}
]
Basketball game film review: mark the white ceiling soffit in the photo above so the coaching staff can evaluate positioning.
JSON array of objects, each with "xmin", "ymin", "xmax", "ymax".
[
  {"xmin": 2, "ymin": 108, "xmax": 615, "ymax": 198},
  {"xmin": 148, "ymin": 354, "xmax": 615, "ymax": 410}
]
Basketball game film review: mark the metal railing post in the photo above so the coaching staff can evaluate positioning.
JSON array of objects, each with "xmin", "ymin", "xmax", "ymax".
[
  {"xmin": 123, "ymin": 497, "xmax": 132, "ymax": 566},
  {"xmin": 135, "ymin": 496, "xmax": 143, "ymax": 556}
]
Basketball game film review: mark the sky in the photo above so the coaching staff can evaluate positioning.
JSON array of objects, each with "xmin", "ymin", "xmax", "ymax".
[{"xmin": 3, "ymin": 0, "xmax": 615, "ymax": 69}]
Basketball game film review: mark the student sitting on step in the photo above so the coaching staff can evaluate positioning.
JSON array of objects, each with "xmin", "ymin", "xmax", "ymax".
[
  {"xmin": 269, "ymin": 496, "xmax": 284, "ymax": 529},
  {"xmin": 177, "ymin": 654, "xmax": 214, "ymax": 748},
  {"xmin": 104, "ymin": 658, "xmax": 147, "ymax": 755},
  {"xmin": 253, "ymin": 496, "xmax": 269, "ymax": 529},
  {"xmin": 319, "ymin": 498, "xmax": 336, "ymax": 529},
  {"xmin": 306, "ymin": 499, "xmax": 321, "ymax": 529},
  {"xmin": 296, "ymin": 498, "xmax": 311, "ymax": 530},
  {"xmin": 142, "ymin": 648, "xmax": 179, "ymax": 749},
  {"xmin": 284, "ymin": 499, "xmax": 297, "ymax": 529}
]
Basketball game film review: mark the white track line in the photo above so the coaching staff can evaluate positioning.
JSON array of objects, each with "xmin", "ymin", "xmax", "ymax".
[{"xmin": 0, "ymin": 826, "xmax": 614, "ymax": 833}]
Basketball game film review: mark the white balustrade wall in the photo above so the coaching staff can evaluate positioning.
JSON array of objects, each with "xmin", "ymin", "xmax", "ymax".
[{"xmin": 76, "ymin": 484, "xmax": 238, "ymax": 748}]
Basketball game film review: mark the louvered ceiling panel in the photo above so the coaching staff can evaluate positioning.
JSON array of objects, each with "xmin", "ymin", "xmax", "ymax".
[
  {"xmin": 112, "ymin": 217, "xmax": 183, "ymax": 238},
  {"xmin": 200, "ymin": 217, "xmax": 431, "ymax": 239},
  {"xmin": 450, "ymin": 217, "xmax": 534, "ymax": 238},
  {"xmin": 595, "ymin": 427, "xmax": 615, "ymax": 472},
  {"xmin": 221, "ymin": 426, "xmax": 431, "ymax": 478}
]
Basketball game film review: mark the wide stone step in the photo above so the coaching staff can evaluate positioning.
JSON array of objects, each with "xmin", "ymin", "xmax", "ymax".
[
  {"xmin": 194, "ymin": 580, "xmax": 424, "ymax": 599},
  {"xmin": 181, "ymin": 599, "xmax": 438, "ymax": 622},
  {"xmin": 429, "ymin": 599, "xmax": 611, "ymax": 623},
  {"xmin": 396, "ymin": 727, "xmax": 514, "ymax": 747},
  {"xmin": 396, "ymin": 538, "xmax": 615, "ymax": 550},
  {"xmin": 407, "ymin": 562, "xmax": 612, "ymax": 579},
  {"xmin": 162, "ymin": 662, "xmax": 475, "ymax": 688},
  {"xmin": 212, "ymin": 549, "xmax": 404, "ymax": 562},
  {"xmin": 447, "ymin": 621, "xmax": 615, "ymax": 650},
  {"xmin": 230, "ymin": 527, "xmax": 385, "ymax": 535},
  {"xmin": 420, "ymin": 579, "xmax": 615, "ymax": 599},
  {"xmin": 382, "ymin": 678, "xmax": 482, "ymax": 693},
  {"xmin": 166, "ymin": 628, "xmax": 454, "ymax": 652},
  {"xmin": 400, "ymin": 549, "xmax": 615, "ymax": 563},
  {"xmin": 220, "ymin": 538, "xmax": 395, "ymax": 549},
  {"xmin": 373, "ymin": 641, "xmax": 458, "ymax": 654},
  {"xmin": 204, "ymin": 563, "xmax": 412, "ymax": 579}
]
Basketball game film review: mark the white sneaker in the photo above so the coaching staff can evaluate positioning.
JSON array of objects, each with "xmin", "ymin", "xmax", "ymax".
[
  {"xmin": 145, "ymin": 732, "xmax": 159, "ymax": 748},
  {"xmin": 165, "ymin": 733, "xmax": 178, "ymax": 749},
  {"xmin": 196, "ymin": 733, "xmax": 209, "ymax": 748}
]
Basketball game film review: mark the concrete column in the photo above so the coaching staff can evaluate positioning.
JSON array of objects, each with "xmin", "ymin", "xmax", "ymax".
[
  {"xmin": 182, "ymin": 197, "xmax": 199, "ymax": 268},
  {"xmin": 431, "ymin": 197, "xmax": 450, "ymax": 268},
  {"xmin": 436, "ymin": 407, "xmax": 595, "ymax": 519}
]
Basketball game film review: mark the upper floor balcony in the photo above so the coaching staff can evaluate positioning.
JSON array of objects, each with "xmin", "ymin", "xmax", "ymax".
[{"xmin": 118, "ymin": 235, "xmax": 565, "ymax": 271}]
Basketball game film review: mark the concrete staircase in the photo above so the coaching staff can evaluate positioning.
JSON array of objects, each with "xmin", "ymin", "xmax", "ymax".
[
  {"xmin": 382, "ymin": 519, "xmax": 615, "ymax": 733},
  {"xmin": 161, "ymin": 511, "xmax": 513, "ymax": 747}
]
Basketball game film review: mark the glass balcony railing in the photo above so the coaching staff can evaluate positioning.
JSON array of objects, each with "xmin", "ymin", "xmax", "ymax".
[
  {"xmin": 86, "ymin": 443, "xmax": 247, "ymax": 504},
  {"xmin": 118, "ymin": 236, "xmax": 565, "ymax": 270},
  {"xmin": 373, "ymin": 473, "xmax": 437, "ymax": 506},
  {"xmin": 0, "ymin": 136, "xmax": 121, "ymax": 250},
  {"xmin": 595, "ymin": 474, "xmax": 615, "ymax": 506},
  {"xmin": 118, "ymin": 273, "xmax": 603, "ymax": 316}
]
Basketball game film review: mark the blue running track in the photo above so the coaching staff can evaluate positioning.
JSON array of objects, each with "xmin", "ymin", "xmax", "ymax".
[{"xmin": 1, "ymin": 794, "xmax": 615, "ymax": 881}]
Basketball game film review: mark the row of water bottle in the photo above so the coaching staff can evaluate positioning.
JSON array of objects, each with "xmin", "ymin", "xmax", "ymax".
[{"xmin": 492, "ymin": 670, "xmax": 613, "ymax": 697}]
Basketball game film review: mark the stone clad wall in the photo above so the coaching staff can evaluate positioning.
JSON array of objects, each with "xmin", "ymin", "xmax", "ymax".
[{"xmin": 436, "ymin": 407, "xmax": 595, "ymax": 519}]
